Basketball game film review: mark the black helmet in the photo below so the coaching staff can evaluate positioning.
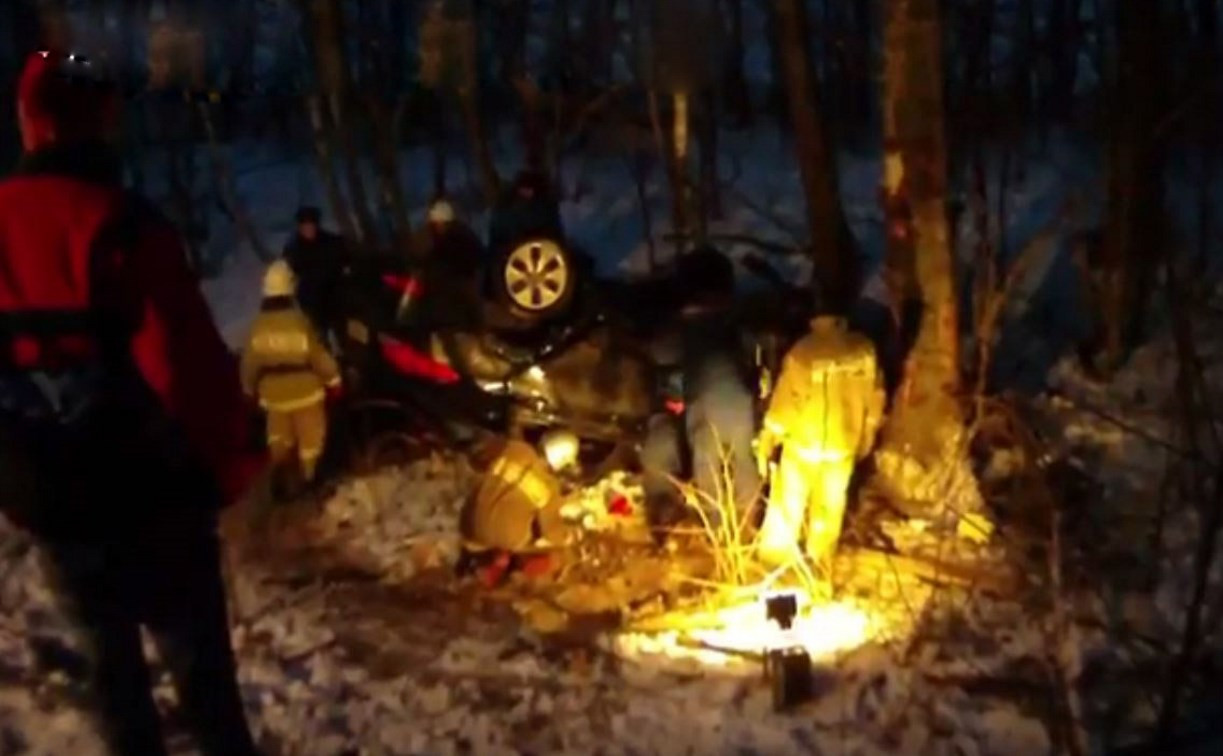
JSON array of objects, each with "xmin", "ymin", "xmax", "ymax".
[{"xmin": 295, "ymin": 206, "xmax": 321, "ymax": 224}]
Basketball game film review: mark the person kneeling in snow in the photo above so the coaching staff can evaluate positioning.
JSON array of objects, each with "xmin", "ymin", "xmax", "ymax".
[
  {"xmin": 459, "ymin": 433, "xmax": 574, "ymax": 584},
  {"xmin": 241, "ymin": 260, "xmax": 342, "ymax": 499},
  {"xmin": 755, "ymin": 316, "xmax": 885, "ymax": 571}
]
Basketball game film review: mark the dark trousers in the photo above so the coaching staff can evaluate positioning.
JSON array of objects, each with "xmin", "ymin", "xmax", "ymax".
[{"xmin": 36, "ymin": 513, "xmax": 257, "ymax": 756}]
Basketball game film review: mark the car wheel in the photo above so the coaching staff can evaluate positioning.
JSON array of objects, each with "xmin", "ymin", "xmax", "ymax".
[{"xmin": 495, "ymin": 238, "xmax": 577, "ymax": 322}]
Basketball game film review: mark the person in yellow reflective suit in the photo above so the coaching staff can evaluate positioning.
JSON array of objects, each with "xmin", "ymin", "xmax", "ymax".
[
  {"xmin": 462, "ymin": 431, "xmax": 577, "ymax": 553},
  {"xmin": 240, "ymin": 261, "xmax": 341, "ymax": 489},
  {"xmin": 755, "ymin": 316, "xmax": 885, "ymax": 570}
]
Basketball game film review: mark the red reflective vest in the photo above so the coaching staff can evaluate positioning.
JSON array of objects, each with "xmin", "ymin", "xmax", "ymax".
[{"xmin": 0, "ymin": 149, "xmax": 263, "ymax": 508}]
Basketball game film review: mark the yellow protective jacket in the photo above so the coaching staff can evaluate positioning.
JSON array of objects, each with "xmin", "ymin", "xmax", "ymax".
[
  {"xmin": 240, "ymin": 302, "xmax": 341, "ymax": 412},
  {"xmin": 763, "ymin": 317, "xmax": 885, "ymax": 462},
  {"xmin": 463, "ymin": 440, "xmax": 562, "ymax": 551}
]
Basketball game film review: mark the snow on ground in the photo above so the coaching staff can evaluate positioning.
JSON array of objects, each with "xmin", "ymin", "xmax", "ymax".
[
  {"xmin": 5, "ymin": 106, "xmax": 1223, "ymax": 751},
  {"xmin": 2, "ymin": 460, "xmax": 1058, "ymax": 756},
  {"xmin": 1024, "ymin": 303, "xmax": 1223, "ymax": 750},
  {"xmin": 7, "ymin": 313, "xmax": 1222, "ymax": 755}
]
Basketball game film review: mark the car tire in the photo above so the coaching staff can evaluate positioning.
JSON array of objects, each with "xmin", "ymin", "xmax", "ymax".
[{"xmin": 493, "ymin": 238, "xmax": 578, "ymax": 324}]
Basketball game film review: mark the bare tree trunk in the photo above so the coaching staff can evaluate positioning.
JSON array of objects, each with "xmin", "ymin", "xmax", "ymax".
[
  {"xmin": 847, "ymin": 0, "xmax": 873, "ymax": 127},
  {"xmin": 119, "ymin": 0, "xmax": 152, "ymax": 192},
  {"xmin": 459, "ymin": 90, "xmax": 501, "ymax": 206},
  {"xmin": 431, "ymin": 92, "xmax": 449, "ymax": 198},
  {"xmin": 628, "ymin": 148, "xmax": 658, "ymax": 272},
  {"xmin": 550, "ymin": 0, "xmax": 573, "ymax": 92},
  {"xmin": 698, "ymin": 90, "xmax": 722, "ymax": 224},
  {"xmin": 1097, "ymin": 0, "xmax": 1164, "ymax": 375},
  {"xmin": 773, "ymin": 0, "xmax": 857, "ymax": 313},
  {"xmin": 1014, "ymin": 0, "xmax": 1036, "ymax": 135},
  {"xmin": 388, "ymin": 0, "xmax": 410, "ymax": 94},
  {"xmin": 874, "ymin": 0, "xmax": 977, "ymax": 516},
  {"xmin": 1047, "ymin": 0, "xmax": 1080, "ymax": 121},
  {"xmin": 164, "ymin": 102, "xmax": 206, "ymax": 272},
  {"xmin": 368, "ymin": 95, "xmax": 415, "ymax": 259},
  {"xmin": 721, "ymin": 0, "xmax": 752, "ymax": 127},
  {"xmin": 457, "ymin": 15, "xmax": 501, "ymax": 205},
  {"xmin": 233, "ymin": 0, "xmax": 258, "ymax": 97},
  {"xmin": 1193, "ymin": 0, "xmax": 1219, "ymax": 276},
  {"xmin": 580, "ymin": 0, "xmax": 615, "ymax": 88},
  {"xmin": 306, "ymin": 95, "xmax": 359, "ymax": 242},
  {"xmin": 306, "ymin": 0, "xmax": 376, "ymax": 246},
  {"xmin": 199, "ymin": 101, "xmax": 272, "ymax": 261},
  {"xmin": 650, "ymin": 89, "xmax": 690, "ymax": 256},
  {"xmin": 1, "ymin": 0, "xmax": 41, "ymax": 165}
]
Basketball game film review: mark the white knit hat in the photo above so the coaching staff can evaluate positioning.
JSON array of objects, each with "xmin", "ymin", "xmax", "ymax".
[
  {"xmin": 262, "ymin": 260, "xmax": 297, "ymax": 298},
  {"xmin": 427, "ymin": 199, "xmax": 455, "ymax": 224}
]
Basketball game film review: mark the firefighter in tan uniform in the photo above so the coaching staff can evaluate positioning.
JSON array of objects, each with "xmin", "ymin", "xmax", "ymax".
[
  {"xmin": 462, "ymin": 430, "xmax": 577, "ymax": 553},
  {"xmin": 755, "ymin": 317, "xmax": 886, "ymax": 571},
  {"xmin": 241, "ymin": 261, "xmax": 341, "ymax": 490}
]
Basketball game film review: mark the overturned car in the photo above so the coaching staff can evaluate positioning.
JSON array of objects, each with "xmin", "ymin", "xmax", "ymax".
[{"xmin": 334, "ymin": 233, "xmax": 808, "ymax": 481}]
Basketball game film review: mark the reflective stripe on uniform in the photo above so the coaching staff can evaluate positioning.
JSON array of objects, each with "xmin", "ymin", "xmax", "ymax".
[
  {"xmin": 791, "ymin": 444, "xmax": 852, "ymax": 464},
  {"xmin": 260, "ymin": 390, "xmax": 325, "ymax": 412}
]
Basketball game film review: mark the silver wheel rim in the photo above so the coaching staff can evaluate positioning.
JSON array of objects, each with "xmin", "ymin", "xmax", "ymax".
[{"xmin": 504, "ymin": 240, "xmax": 568, "ymax": 312}]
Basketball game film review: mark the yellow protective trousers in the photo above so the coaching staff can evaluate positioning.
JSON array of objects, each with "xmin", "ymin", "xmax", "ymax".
[
  {"xmin": 757, "ymin": 445, "xmax": 854, "ymax": 571},
  {"xmin": 266, "ymin": 401, "xmax": 327, "ymax": 482}
]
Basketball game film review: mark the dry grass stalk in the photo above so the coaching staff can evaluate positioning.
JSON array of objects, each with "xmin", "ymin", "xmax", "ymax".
[{"xmin": 671, "ymin": 439, "xmax": 828, "ymax": 607}]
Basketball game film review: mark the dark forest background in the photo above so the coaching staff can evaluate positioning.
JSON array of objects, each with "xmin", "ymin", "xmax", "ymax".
[{"xmin": 0, "ymin": 0, "xmax": 1219, "ymax": 377}]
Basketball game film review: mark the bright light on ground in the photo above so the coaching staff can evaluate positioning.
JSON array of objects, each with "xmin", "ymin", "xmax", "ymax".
[{"xmin": 615, "ymin": 594, "xmax": 916, "ymax": 670}]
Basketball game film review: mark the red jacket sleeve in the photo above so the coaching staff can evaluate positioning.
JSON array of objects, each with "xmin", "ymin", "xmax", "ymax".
[{"xmin": 117, "ymin": 215, "xmax": 266, "ymax": 506}]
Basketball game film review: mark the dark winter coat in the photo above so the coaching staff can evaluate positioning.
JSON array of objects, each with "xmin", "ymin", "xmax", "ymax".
[
  {"xmin": 677, "ymin": 303, "xmax": 756, "ymax": 407},
  {"xmin": 0, "ymin": 142, "xmax": 262, "ymax": 538},
  {"xmin": 283, "ymin": 229, "xmax": 349, "ymax": 335},
  {"xmin": 422, "ymin": 221, "xmax": 484, "ymax": 279},
  {"xmin": 487, "ymin": 188, "xmax": 564, "ymax": 253},
  {"xmin": 417, "ymin": 221, "xmax": 486, "ymax": 330}
]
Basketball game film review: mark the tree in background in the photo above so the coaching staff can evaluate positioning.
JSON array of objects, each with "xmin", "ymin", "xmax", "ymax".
[
  {"xmin": 0, "ymin": 0, "xmax": 41, "ymax": 168},
  {"xmin": 303, "ymin": 0, "xmax": 376, "ymax": 246},
  {"xmin": 773, "ymin": 0, "xmax": 858, "ymax": 314},
  {"xmin": 872, "ymin": 0, "xmax": 982, "ymax": 521},
  {"xmin": 420, "ymin": 0, "xmax": 500, "ymax": 207},
  {"xmin": 1094, "ymin": 0, "xmax": 1165, "ymax": 375},
  {"xmin": 646, "ymin": 0, "xmax": 723, "ymax": 255}
]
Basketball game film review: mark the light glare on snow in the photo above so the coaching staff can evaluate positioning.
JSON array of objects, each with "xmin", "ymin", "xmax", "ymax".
[{"xmin": 617, "ymin": 594, "xmax": 908, "ymax": 668}]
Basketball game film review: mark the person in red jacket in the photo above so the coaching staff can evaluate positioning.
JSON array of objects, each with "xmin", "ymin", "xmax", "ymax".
[{"xmin": 0, "ymin": 51, "xmax": 263, "ymax": 755}]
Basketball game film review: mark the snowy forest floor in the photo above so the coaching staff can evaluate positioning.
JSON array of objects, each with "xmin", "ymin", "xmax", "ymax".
[
  {"xmin": 3, "ymin": 129, "xmax": 1223, "ymax": 752},
  {"xmin": 4, "ymin": 314, "xmax": 1223, "ymax": 754}
]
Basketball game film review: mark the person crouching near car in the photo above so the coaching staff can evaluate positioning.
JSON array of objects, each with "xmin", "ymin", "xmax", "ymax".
[{"xmin": 241, "ymin": 260, "xmax": 343, "ymax": 499}]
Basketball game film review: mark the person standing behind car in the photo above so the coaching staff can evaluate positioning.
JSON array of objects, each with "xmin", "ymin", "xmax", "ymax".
[
  {"xmin": 241, "ymin": 261, "xmax": 342, "ymax": 500},
  {"xmin": 0, "ymin": 50, "xmax": 262, "ymax": 755},
  {"xmin": 640, "ymin": 246, "xmax": 762, "ymax": 524},
  {"xmin": 678, "ymin": 246, "xmax": 762, "ymax": 515},
  {"xmin": 283, "ymin": 205, "xmax": 349, "ymax": 344},
  {"xmin": 413, "ymin": 198, "xmax": 486, "ymax": 330},
  {"xmin": 487, "ymin": 169, "xmax": 564, "ymax": 254}
]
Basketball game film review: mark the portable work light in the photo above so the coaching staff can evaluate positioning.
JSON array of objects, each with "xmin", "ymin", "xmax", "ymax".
[{"xmin": 762, "ymin": 591, "xmax": 813, "ymax": 711}]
